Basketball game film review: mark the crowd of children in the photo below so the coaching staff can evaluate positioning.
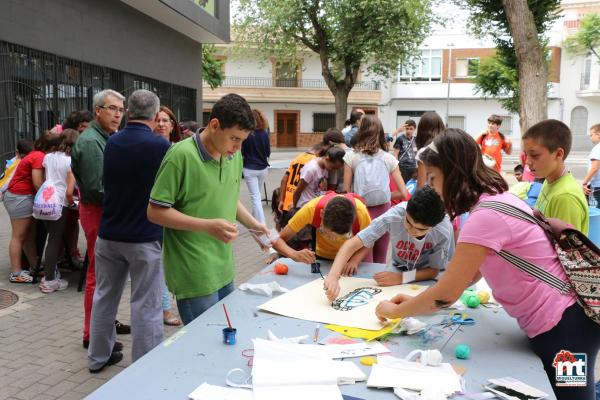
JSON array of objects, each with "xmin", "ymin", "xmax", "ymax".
[{"xmin": 275, "ymin": 112, "xmax": 598, "ymax": 400}]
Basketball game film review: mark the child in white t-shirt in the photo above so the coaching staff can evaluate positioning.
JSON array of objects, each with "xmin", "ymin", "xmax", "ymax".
[
  {"xmin": 39, "ymin": 129, "xmax": 79, "ymax": 293},
  {"xmin": 343, "ymin": 115, "xmax": 408, "ymax": 263},
  {"xmin": 293, "ymin": 146, "xmax": 345, "ymax": 209},
  {"xmin": 325, "ymin": 187, "xmax": 453, "ymax": 296},
  {"xmin": 582, "ymin": 123, "xmax": 600, "ymax": 207}
]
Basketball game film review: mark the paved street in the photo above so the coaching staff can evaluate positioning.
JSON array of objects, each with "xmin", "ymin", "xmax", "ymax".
[{"xmin": 0, "ymin": 149, "xmax": 597, "ymax": 399}]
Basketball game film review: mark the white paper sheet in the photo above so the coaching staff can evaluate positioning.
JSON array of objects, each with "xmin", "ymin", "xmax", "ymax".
[
  {"xmin": 253, "ymin": 384, "xmax": 343, "ymax": 400},
  {"xmin": 252, "ymin": 338, "xmax": 389, "ymax": 360},
  {"xmin": 188, "ymin": 382, "xmax": 252, "ymax": 400},
  {"xmin": 250, "ymin": 339, "xmax": 370, "ymax": 399},
  {"xmin": 334, "ymin": 360, "xmax": 367, "ymax": 384},
  {"xmin": 258, "ymin": 277, "xmax": 426, "ymax": 330},
  {"xmin": 367, "ymin": 356, "xmax": 462, "ymax": 395}
]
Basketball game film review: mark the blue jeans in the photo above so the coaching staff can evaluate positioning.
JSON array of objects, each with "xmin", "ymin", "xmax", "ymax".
[
  {"xmin": 176, "ymin": 282, "xmax": 235, "ymax": 325},
  {"xmin": 162, "ymin": 282, "xmax": 171, "ymax": 311}
]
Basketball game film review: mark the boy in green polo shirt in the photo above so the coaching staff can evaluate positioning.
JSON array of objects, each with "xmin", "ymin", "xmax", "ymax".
[
  {"xmin": 522, "ymin": 119, "xmax": 589, "ymax": 234},
  {"xmin": 148, "ymin": 94, "xmax": 269, "ymax": 325}
]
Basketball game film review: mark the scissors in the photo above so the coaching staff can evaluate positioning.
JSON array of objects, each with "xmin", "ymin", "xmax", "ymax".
[{"xmin": 447, "ymin": 312, "xmax": 475, "ymax": 326}]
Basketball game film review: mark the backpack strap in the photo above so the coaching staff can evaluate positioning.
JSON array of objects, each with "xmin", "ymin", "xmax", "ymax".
[
  {"xmin": 311, "ymin": 192, "xmax": 364, "ymax": 235},
  {"xmin": 342, "ymin": 193, "xmax": 366, "ymax": 235},
  {"xmin": 398, "ymin": 137, "xmax": 414, "ymax": 162},
  {"xmin": 476, "ymin": 201, "xmax": 572, "ymax": 294}
]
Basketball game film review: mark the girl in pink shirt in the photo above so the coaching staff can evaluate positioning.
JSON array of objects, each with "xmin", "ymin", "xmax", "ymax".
[{"xmin": 351, "ymin": 128, "xmax": 600, "ymax": 400}]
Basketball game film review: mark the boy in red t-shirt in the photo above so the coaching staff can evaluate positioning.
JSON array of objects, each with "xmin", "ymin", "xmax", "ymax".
[{"xmin": 476, "ymin": 114, "xmax": 512, "ymax": 173}]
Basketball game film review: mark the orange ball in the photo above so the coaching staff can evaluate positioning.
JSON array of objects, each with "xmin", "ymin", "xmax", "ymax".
[{"xmin": 274, "ymin": 263, "xmax": 289, "ymax": 275}]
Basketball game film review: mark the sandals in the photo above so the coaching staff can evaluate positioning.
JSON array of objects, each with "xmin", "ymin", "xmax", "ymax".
[
  {"xmin": 9, "ymin": 271, "xmax": 33, "ymax": 283},
  {"xmin": 163, "ymin": 311, "xmax": 182, "ymax": 326}
]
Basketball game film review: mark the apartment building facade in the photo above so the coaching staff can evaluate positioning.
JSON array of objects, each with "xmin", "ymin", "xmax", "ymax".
[
  {"xmin": 379, "ymin": 33, "xmax": 563, "ymax": 146},
  {"xmin": 204, "ymin": 36, "xmax": 564, "ymax": 149},
  {"xmin": 202, "ymin": 47, "xmax": 381, "ymax": 148},
  {"xmin": 203, "ymin": 1, "xmax": 600, "ymax": 152},
  {"xmin": 560, "ymin": 0, "xmax": 600, "ymax": 150}
]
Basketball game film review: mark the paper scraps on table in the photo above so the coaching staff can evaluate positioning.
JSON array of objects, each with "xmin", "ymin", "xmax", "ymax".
[
  {"xmin": 397, "ymin": 317, "xmax": 427, "ymax": 335},
  {"xmin": 484, "ymin": 377, "xmax": 548, "ymax": 400},
  {"xmin": 266, "ymin": 329, "xmax": 308, "ymax": 344},
  {"xmin": 367, "ymin": 355, "xmax": 462, "ymax": 395},
  {"xmin": 188, "ymin": 382, "xmax": 252, "ymax": 400},
  {"xmin": 404, "ymin": 349, "xmax": 443, "ymax": 367},
  {"xmin": 238, "ymin": 281, "xmax": 289, "ymax": 297},
  {"xmin": 325, "ymin": 318, "xmax": 401, "ymax": 341}
]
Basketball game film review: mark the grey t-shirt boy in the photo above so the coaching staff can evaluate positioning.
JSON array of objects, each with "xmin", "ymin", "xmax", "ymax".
[{"xmin": 357, "ymin": 203, "xmax": 454, "ymax": 271}]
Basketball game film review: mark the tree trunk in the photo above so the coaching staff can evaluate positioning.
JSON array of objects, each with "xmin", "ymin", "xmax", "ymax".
[
  {"xmin": 334, "ymin": 85, "xmax": 350, "ymax": 130},
  {"xmin": 502, "ymin": 0, "xmax": 548, "ymax": 134}
]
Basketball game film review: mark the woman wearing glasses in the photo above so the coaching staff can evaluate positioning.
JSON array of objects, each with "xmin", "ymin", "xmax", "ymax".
[{"xmin": 155, "ymin": 106, "xmax": 183, "ymax": 144}]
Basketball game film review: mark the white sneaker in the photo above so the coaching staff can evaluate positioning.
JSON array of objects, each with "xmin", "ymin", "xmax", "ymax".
[{"xmin": 39, "ymin": 277, "xmax": 69, "ymax": 293}]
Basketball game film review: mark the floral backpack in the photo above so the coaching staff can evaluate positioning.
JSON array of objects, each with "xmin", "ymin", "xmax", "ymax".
[{"xmin": 478, "ymin": 200, "xmax": 600, "ymax": 326}]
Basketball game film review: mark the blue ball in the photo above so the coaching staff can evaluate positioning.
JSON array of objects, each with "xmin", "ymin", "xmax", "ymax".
[{"xmin": 455, "ymin": 344, "xmax": 471, "ymax": 359}]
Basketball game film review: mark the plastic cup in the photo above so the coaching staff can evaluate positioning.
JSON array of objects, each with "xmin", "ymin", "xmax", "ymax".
[
  {"xmin": 252, "ymin": 228, "xmax": 280, "ymax": 247},
  {"xmin": 222, "ymin": 327, "xmax": 237, "ymax": 345}
]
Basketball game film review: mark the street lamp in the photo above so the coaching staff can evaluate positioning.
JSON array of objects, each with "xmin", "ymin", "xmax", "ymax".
[{"xmin": 445, "ymin": 43, "xmax": 454, "ymax": 126}]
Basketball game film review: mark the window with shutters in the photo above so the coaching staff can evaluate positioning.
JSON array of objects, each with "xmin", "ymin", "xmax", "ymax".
[
  {"xmin": 447, "ymin": 116, "xmax": 465, "ymax": 130},
  {"xmin": 313, "ymin": 113, "xmax": 336, "ymax": 133},
  {"xmin": 499, "ymin": 116, "xmax": 513, "ymax": 137},
  {"xmin": 570, "ymin": 106, "xmax": 588, "ymax": 137},
  {"xmin": 455, "ymin": 58, "xmax": 480, "ymax": 77}
]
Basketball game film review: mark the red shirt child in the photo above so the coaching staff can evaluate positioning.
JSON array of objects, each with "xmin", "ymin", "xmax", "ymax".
[
  {"xmin": 7, "ymin": 150, "xmax": 45, "ymax": 195},
  {"xmin": 476, "ymin": 115, "xmax": 512, "ymax": 173}
]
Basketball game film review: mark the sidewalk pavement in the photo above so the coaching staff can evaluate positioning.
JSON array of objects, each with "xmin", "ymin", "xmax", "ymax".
[{"xmin": 0, "ymin": 157, "xmax": 598, "ymax": 399}]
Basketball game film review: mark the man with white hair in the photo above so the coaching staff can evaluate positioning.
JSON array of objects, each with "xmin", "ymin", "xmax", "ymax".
[
  {"xmin": 71, "ymin": 89, "xmax": 130, "ymax": 352},
  {"xmin": 87, "ymin": 89, "xmax": 170, "ymax": 373}
]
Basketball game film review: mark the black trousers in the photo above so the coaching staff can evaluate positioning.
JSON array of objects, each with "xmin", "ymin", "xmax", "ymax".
[{"xmin": 529, "ymin": 304, "xmax": 600, "ymax": 400}]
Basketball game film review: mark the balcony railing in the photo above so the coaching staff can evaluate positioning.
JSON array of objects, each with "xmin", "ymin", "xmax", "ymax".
[{"xmin": 205, "ymin": 76, "xmax": 380, "ymax": 90}]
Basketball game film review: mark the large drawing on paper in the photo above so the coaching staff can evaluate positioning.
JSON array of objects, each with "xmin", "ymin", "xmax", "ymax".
[
  {"xmin": 258, "ymin": 277, "xmax": 426, "ymax": 331},
  {"xmin": 332, "ymin": 287, "xmax": 382, "ymax": 311}
]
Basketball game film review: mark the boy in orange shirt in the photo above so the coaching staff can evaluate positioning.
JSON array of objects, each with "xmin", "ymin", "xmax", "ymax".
[{"xmin": 476, "ymin": 114, "xmax": 512, "ymax": 173}]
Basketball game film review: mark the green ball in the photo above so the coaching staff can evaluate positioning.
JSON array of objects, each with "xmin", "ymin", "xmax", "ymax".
[
  {"xmin": 460, "ymin": 290, "xmax": 475, "ymax": 304},
  {"xmin": 466, "ymin": 295, "xmax": 480, "ymax": 308},
  {"xmin": 455, "ymin": 344, "xmax": 471, "ymax": 359}
]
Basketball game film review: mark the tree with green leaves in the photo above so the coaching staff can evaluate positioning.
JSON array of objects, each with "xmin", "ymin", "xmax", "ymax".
[
  {"xmin": 234, "ymin": 0, "xmax": 433, "ymax": 128},
  {"xmin": 564, "ymin": 13, "xmax": 600, "ymax": 62},
  {"xmin": 473, "ymin": 55, "xmax": 519, "ymax": 113},
  {"xmin": 203, "ymin": 44, "xmax": 225, "ymax": 89},
  {"xmin": 458, "ymin": 0, "xmax": 560, "ymax": 132}
]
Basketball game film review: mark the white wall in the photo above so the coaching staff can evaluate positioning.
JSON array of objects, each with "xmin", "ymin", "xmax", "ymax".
[
  {"xmin": 559, "ymin": 47, "xmax": 600, "ymax": 150},
  {"xmin": 380, "ymin": 98, "xmax": 521, "ymax": 137},
  {"xmin": 301, "ymin": 54, "xmax": 324, "ymax": 80},
  {"xmin": 224, "ymin": 57, "xmax": 271, "ymax": 78}
]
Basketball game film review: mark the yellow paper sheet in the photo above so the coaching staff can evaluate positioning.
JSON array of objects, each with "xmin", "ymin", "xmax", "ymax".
[{"xmin": 325, "ymin": 319, "xmax": 401, "ymax": 341}]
